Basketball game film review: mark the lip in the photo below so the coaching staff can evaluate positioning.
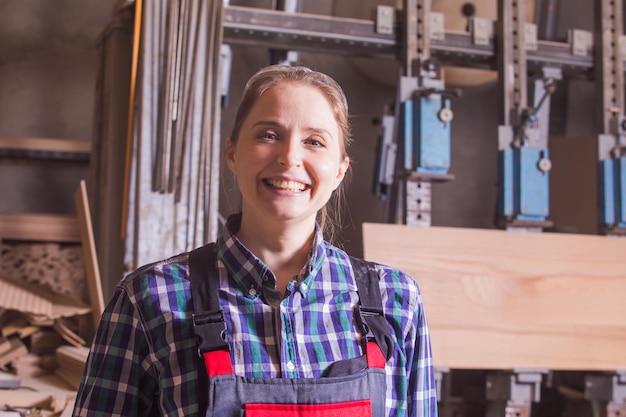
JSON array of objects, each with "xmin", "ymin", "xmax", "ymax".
[{"xmin": 262, "ymin": 177, "xmax": 311, "ymax": 193}]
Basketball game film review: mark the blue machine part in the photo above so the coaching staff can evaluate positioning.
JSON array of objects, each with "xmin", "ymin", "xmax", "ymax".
[
  {"xmin": 401, "ymin": 95, "xmax": 451, "ymax": 174},
  {"xmin": 599, "ymin": 156, "xmax": 626, "ymax": 228},
  {"xmin": 401, "ymin": 100, "xmax": 414, "ymax": 171},
  {"xmin": 500, "ymin": 147, "xmax": 550, "ymax": 222}
]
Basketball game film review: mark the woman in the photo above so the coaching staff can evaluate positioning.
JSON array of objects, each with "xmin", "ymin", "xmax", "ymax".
[{"xmin": 73, "ymin": 65, "xmax": 438, "ymax": 417}]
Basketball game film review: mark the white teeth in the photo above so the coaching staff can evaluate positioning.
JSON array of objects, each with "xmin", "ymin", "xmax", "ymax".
[{"xmin": 267, "ymin": 179, "xmax": 306, "ymax": 192}]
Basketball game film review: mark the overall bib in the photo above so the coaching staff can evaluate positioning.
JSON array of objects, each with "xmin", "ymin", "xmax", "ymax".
[{"xmin": 189, "ymin": 244, "xmax": 394, "ymax": 417}]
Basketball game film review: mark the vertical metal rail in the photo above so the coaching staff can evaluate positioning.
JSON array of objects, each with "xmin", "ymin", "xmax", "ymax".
[
  {"xmin": 595, "ymin": 0, "xmax": 626, "ymax": 234},
  {"xmin": 595, "ymin": 0, "xmax": 624, "ymax": 137},
  {"xmin": 498, "ymin": 0, "xmax": 527, "ymax": 129},
  {"xmin": 153, "ymin": 0, "xmax": 180, "ymax": 193},
  {"xmin": 201, "ymin": 0, "xmax": 224, "ymax": 244},
  {"xmin": 173, "ymin": 0, "xmax": 199, "ymax": 203},
  {"xmin": 168, "ymin": 0, "xmax": 192, "ymax": 194},
  {"xmin": 401, "ymin": 0, "xmax": 416, "ymax": 77}
]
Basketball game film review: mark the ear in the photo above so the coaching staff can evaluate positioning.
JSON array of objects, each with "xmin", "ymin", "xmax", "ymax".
[
  {"xmin": 333, "ymin": 156, "xmax": 350, "ymax": 190},
  {"xmin": 225, "ymin": 137, "xmax": 237, "ymax": 174}
]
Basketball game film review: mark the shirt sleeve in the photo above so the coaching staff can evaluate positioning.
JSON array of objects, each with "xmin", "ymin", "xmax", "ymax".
[
  {"xmin": 72, "ymin": 285, "xmax": 158, "ymax": 417},
  {"xmin": 407, "ymin": 287, "xmax": 438, "ymax": 417},
  {"xmin": 380, "ymin": 265, "xmax": 438, "ymax": 417}
]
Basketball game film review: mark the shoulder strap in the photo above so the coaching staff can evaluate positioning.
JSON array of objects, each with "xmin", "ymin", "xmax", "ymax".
[
  {"xmin": 188, "ymin": 242, "xmax": 233, "ymax": 417},
  {"xmin": 189, "ymin": 243, "xmax": 219, "ymax": 315},
  {"xmin": 189, "ymin": 243, "xmax": 229, "ymax": 354},
  {"xmin": 349, "ymin": 256, "xmax": 394, "ymax": 362}
]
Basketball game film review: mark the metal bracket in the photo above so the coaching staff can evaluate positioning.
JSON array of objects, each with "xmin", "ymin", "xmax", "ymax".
[
  {"xmin": 376, "ymin": 5, "xmax": 395, "ymax": 36},
  {"xmin": 404, "ymin": 178, "xmax": 432, "ymax": 227},
  {"xmin": 219, "ymin": 44, "xmax": 233, "ymax": 108},
  {"xmin": 486, "ymin": 370, "xmax": 545, "ymax": 417},
  {"xmin": 527, "ymin": 66, "xmax": 562, "ymax": 150},
  {"xmin": 570, "ymin": 29, "xmax": 593, "ymax": 57},
  {"xmin": 430, "ymin": 12, "xmax": 445, "ymax": 42},
  {"xmin": 525, "ymin": 23, "xmax": 538, "ymax": 52},
  {"xmin": 598, "ymin": 134, "xmax": 626, "ymax": 161},
  {"xmin": 470, "ymin": 17, "xmax": 493, "ymax": 46},
  {"xmin": 585, "ymin": 371, "xmax": 626, "ymax": 417},
  {"xmin": 435, "ymin": 368, "xmax": 467, "ymax": 417},
  {"xmin": 373, "ymin": 113, "xmax": 397, "ymax": 201},
  {"xmin": 435, "ymin": 367, "xmax": 450, "ymax": 400}
]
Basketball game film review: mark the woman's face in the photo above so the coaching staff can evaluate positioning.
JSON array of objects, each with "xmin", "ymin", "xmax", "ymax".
[{"xmin": 226, "ymin": 82, "xmax": 349, "ymax": 228}]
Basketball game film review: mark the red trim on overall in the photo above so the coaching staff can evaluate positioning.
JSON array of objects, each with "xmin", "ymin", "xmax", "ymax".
[
  {"xmin": 244, "ymin": 399, "xmax": 373, "ymax": 417},
  {"xmin": 204, "ymin": 343, "xmax": 385, "ymax": 377},
  {"xmin": 203, "ymin": 350, "xmax": 233, "ymax": 377},
  {"xmin": 365, "ymin": 341, "xmax": 386, "ymax": 369}
]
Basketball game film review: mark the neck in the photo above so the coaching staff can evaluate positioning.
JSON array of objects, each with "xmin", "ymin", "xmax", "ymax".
[{"xmin": 236, "ymin": 214, "xmax": 316, "ymax": 294}]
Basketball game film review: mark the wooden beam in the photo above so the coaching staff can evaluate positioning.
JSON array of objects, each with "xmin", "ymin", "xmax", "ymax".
[
  {"xmin": 75, "ymin": 181, "xmax": 106, "ymax": 327},
  {"xmin": 0, "ymin": 137, "xmax": 91, "ymax": 154},
  {"xmin": 0, "ymin": 213, "xmax": 80, "ymax": 243},
  {"xmin": 362, "ymin": 223, "xmax": 626, "ymax": 371}
]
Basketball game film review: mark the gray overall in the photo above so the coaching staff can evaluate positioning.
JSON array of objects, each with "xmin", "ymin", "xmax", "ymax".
[{"xmin": 189, "ymin": 244, "xmax": 394, "ymax": 417}]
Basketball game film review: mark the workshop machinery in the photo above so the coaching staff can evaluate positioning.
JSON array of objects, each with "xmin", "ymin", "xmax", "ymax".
[
  {"xmin": 496, "ymin": 0, "xmax": 557, "ymax": 231},
  {"xmin": 373, "ymin": 0, "xmax": 458, "ymax": 227}
]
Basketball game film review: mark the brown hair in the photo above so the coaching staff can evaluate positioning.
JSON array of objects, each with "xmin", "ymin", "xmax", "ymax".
[{"xmin": 229, "ymin": 65, "xmax": 352, "ymax": 243}]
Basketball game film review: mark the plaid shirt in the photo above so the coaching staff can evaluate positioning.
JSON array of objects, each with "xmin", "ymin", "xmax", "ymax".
[{"xmin": 73, "ymin": 215, "xmax": 438, "ymax": 417}]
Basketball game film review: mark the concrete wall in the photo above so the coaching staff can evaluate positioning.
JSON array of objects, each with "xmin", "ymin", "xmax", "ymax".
[{"xmin": 0, "ymin": 0, "xmax": 113, "ymax": 214}]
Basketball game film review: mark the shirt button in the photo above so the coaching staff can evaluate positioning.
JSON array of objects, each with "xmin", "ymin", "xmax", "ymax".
[
  {"xmin": 286, "ymin": 361, "xmax": 295, "ymax": 371},
  {"xmin": 300, "ymin": 283, "xmax": 308, "ymax": 291},
  {"xmin": 248, "ymin": 288, "xmax": 257, "ymax": 296}
]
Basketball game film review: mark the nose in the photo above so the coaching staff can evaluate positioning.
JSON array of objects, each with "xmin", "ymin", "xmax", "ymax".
[{"xmin": 276, "ymin": 139, "xmax": 302, "ymax": 167}]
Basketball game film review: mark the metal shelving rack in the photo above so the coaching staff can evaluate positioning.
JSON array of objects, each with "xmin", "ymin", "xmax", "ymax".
[{"xmin": 221, "ymin": 5, "xmax": 594, "ymax": 73}]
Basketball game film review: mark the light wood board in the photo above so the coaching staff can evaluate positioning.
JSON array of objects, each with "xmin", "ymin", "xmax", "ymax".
[
  {"xmin": 0, "ymin": 213, "xmax": 80, "ymax": 242},
  {"xmin": 362, "ymin": 223, "xmax": 626, "ymax": 371},
  {"xmin": 75, "ymin": 180, "xmax": 105, "ymax": 326},
  {"xmin": 0, "ymin": 137, "xmax": 90, "ymax": 153}
]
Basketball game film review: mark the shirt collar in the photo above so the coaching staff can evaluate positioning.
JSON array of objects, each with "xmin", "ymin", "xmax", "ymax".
[{"xmin": 216, "ymin": 213, "xmax": 327, "ymax": 299}]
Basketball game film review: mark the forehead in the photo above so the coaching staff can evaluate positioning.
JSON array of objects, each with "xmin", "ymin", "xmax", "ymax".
[{"xmin": 249, "ymin": 82, "xmax": 338, "ymax": 124}]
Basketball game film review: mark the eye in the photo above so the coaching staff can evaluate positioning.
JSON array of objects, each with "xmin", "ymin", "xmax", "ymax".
[
  {"xmin": 305, "ymin": 137, "xmax": 325, "ymax": 147},
  {"xmin": 257, "ymin": 130, "xmax": 278, "ymax": 141}
]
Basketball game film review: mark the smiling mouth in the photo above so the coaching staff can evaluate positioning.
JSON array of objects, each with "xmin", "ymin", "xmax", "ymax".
[{"xmin": 264, "ymin": 179, "xmax": 308, "ymax": 192}]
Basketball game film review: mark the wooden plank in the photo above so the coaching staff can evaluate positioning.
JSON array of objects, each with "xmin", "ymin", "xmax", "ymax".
[
  {"xmin": 0, "ymin": 137, "xmax": 91, "ymax": 154},
  {"xmin": 75, "ymin": 181, "xmax": 106, "ymax": 327},
  {"xmin": 362, "ymin": 223, "xmax": 626, "ymax": 371},
  {"xmin": 0, "ymin": 213, "xmax": 80, "ymax": 242}
]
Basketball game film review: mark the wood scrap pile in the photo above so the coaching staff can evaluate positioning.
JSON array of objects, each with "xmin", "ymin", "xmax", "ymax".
[
  {"xmin": 0, "ymin": 277, "xmax": 93, "ymax": 416},
  {"xmin": 1, "ymin": 242, "xmax": 86, "ymax": 302}
]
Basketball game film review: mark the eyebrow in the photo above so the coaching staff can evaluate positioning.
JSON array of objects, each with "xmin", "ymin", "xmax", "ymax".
[{"xmin": 251, "ymin": 120, "xmax": 335, "ymax": 139}]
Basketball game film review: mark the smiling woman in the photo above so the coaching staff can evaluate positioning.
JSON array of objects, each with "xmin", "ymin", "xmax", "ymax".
[
  {"xmin": 72, "ymin": 65, "xmax": 438, "ymax": 417},
  {"xmin": 226, "ymin": 80, "xmax": 349, "ymax": 270},
  {"xmin": 227, "ymin": 65, "xmax": 353, "ymax": 245}
]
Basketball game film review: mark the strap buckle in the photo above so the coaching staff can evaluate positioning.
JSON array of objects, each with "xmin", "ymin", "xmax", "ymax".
[
  {"xmin": 355, "ymin": 306, "xmax": 384, "ymax": 343},
  {"xmin": 192, "ymin": 312, "xmax": 229, "ymax": 357}
]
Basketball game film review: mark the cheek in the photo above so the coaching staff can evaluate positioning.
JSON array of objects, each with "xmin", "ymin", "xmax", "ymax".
[{"xmin": 316, "ymin": 161, "xmax": 344, "ymax": 189}]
